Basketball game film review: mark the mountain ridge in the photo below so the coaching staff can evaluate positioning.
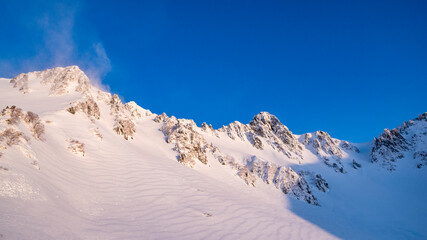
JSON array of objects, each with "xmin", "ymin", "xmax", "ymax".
[{"xmin": 0, "ymin": 66, "xmax": 426, "ymax": 239}]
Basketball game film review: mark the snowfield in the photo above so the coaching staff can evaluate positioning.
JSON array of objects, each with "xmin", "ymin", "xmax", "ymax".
[{"xmin": 0, "ymin": 66, "xmax": 426, "ymax": 239}]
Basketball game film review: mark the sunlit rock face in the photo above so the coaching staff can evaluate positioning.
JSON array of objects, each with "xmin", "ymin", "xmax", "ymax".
[
  {"xmin": 155, "ymin": 113, "xmax": 209, "ymax": 167},
  {"xmin": 67, "ymin": 98, "xmax": 101, "ymax": 120},
  {"xmin": 249, "ymin": 112, "xmax": 303, "ymax": 159},
  {"xmin": 10, "ymin": 66, "xmax": 91, "ymax": 95}
]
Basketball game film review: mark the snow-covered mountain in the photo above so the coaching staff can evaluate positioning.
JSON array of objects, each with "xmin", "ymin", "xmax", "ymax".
[{"xmin": 0, "ymin": 66, "xmax": 426, "ymax": 239}]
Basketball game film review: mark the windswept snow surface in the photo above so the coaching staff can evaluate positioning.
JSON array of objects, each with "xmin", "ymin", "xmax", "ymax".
[{"xmin": 0, "ymin": 67, "xmax": 426, "ymax": 240}]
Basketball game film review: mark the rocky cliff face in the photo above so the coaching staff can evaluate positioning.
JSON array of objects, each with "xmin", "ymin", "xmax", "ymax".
[
  {"xmin": 154, "ymin": 111, "xmax": 337, "ymax": 205},
  {"xmin": 371, "ymin": 113, "xmax": 427, "ymax": 170},
  {"xmin": 301, "ymin": 131, "xmax": 359, "ymax": 173},
  {"xmin": 210, "ymin": 147, "xmax": 325, "ymax": 205},
  {"xmin": 155, "ymin": 113, "xmax": 209, "ymax": 167},
  {"xmin": 247, "ymin": 156, "xmax": 323, "ymax": 205},
  {"xmin": 217, "ymin": 112, "xmax": 304, "ymax": 160},
  {"xmin": 0, "ymin": 106, "xmax": 45, "ymax": 170},
  {"xmin": 249, "ymin": 112, "xmax": 303, "ymax": 159},
  {"xmin": 152, "ymin": 107, "xmax": 425, "ymax": 204}
]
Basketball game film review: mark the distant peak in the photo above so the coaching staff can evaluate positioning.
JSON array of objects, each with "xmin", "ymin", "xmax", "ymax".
[
  {"xmin": 250, "ymin": 111, "xmax": 282, "ymax": 128},
  {"xmin": 254, "ymin": 111, "xmax": 274, "ymax": 118}
]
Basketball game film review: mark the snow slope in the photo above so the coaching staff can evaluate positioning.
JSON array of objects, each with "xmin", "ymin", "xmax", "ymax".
[{"xmin": 0, "ymin": 66, "xmax": 426, "ymax": 239}]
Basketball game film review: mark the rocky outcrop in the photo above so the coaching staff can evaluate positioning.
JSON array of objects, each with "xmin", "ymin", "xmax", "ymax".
[
  {"xmin": 114, "ymin": 119, "xmax": 136, "ymax": 140},
  {"xmin": 217, "ymin": 112, "xmax": 302, "ymax": 158},
  {"xmin": 124, "ymin": 101, "xmax": 151, "ymax": 119},
  {"xmin": 210, "ymin": 148, "xmax": 321, "ymax": 205},
  {"xmin": 298, "ymin": 171, "xmax": 330, "ymax": 193},
  {"xmin": 9, "ymin": 66, "xmax": 154, "ymax": 141},
  {"xmin": 109, "ymin": 94, "xmax": 150, "ymax": 140},
  {"xmin": 340, "ymin": 141, "xmax": 360, "ymax": 153},
  {"xmin": 371, "ymin": 129, "xmax": 411, "ymax": 171},
  {"xmin": 220, "ymin": 121, "xmax": 249, "ymax": 141},
  {"xmin": 210, "ymin": 146, "xmax": 237, "ymax": 166},
  {"xmin": 63, "ymin": 88, "xmax": 150, "ymax": 141},
  {"xmin": 249, "ymin": 112, "xmax": 303, "ymax": 158},
  {"xmin": 371, "ymin": 112, "xmax": 427, "ymax": 170},
  {"xmin": 67, "ymin": 139, "xmax": 85, "ymax": 157},
  {"xmin": 156, "ymin": 113, "xmax": 208, "ymax": 167},
  {"xmin": 201, "ymin": 122, "xmax": 219, "ymax": 138},
  {"xmin": 0, "ymin": 106, "xmax": 45, "ymax": 166},
  {"xmin": 353, "ymin": 159, "xmax": 362, "ymax": 169},
  {"xmin": 247, "ymin": 156, "xmax": 320, "ymax": 205},
  {"xmin": 302, "ymin": 131, "xmax": 348, "ymax": 173},
  {"xmin": 10, "ymin": 66, "xmax": 91, "ymax": 95},
  {"xmin": 10, "ymin": 74, "xmax": 30, "ymax": 94},
  {"xmin": 1, "ymin": 106, "xmax": 45, "ymax": 141},
  {"xmin": 414, "ymin": 151, "xmax": 427, "ymax": 168},
  {"xmin": 218, "ymin": 121, "xmax": 264, "ymax": 150},
  {"xmin": 67, "ymin": 98, "xmax": 101, "ymax": 120},
  {"xmin": 302, "ymin": 131, "xmax": 343, "ymax": 158},
  {"xmin": 0, "ymin": 128, "xmax": 29, "ymax": 148}
]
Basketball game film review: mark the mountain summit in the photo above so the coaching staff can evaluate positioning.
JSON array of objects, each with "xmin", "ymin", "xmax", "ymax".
[{"xmin": 0, "ymin": 67, "xmax": 426, "ymax": 239}]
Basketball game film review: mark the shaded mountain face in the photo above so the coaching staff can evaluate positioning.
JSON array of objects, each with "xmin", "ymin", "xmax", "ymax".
[
  {"xmin": 0, "ymin": 66, "xmax": 425, "ymax": 239},
  {"xmin": 371, "ymin": 113, "xmax": 427, "ymax": 170}
]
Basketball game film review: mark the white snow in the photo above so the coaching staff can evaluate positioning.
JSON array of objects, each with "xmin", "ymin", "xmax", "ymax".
[{"xmin": 0, "ymin": 66, "xmax": 426, "ymax": 239}]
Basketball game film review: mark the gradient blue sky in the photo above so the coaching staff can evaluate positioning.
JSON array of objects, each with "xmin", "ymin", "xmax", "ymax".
[{"xmin": 0, "ymin": 0, "xmax": 426, "ymax": 142}]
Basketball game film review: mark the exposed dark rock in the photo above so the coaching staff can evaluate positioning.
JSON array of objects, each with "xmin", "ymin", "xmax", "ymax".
[
  {"xmin": 352, "ymin": 159, "xmax": 362, "ymax": 169},
  {"xmin": 371, "ymin": 112, "xmax": 427, "ymax": 170},
  {"xmin": 299, "ymin": 171, "xmax": 330, "ymax": 193},
  {"xmin": 414, "ymin": 151, "xmax": 427, "ymax": 168},
  {"xmin": 371, "ymin": 128, "xmax": 411, "ymax": 171},
  {"xmin": 247, "ymin": 156, "xmax": 319, "ymax": 205},
  {"xmin": 341, "ymin": 141, "xmax": 360, "ymax": 153}
]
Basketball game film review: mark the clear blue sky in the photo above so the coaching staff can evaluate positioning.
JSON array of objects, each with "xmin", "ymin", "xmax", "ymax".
[{"xmin": 0, "ymin": 0, "xmax": 426, "ymax": 142}]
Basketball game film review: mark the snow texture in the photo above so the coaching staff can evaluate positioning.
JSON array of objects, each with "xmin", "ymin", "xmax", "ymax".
[{"xmin": 0, "ymin": 66, "xmax": 426, "ymax": 240}]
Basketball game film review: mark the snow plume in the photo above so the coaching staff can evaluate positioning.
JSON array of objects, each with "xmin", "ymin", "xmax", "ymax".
[
  {"xmin": 85, "ymin": 43, "xmax": 112, "ymax": 91},
  {"xmin": 0, "ymin": 1, "xmax": 111, "ymax": 91},
  {"xmin": 37, "ymin": 2, "xmax": 76, "ymax": 67}
]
